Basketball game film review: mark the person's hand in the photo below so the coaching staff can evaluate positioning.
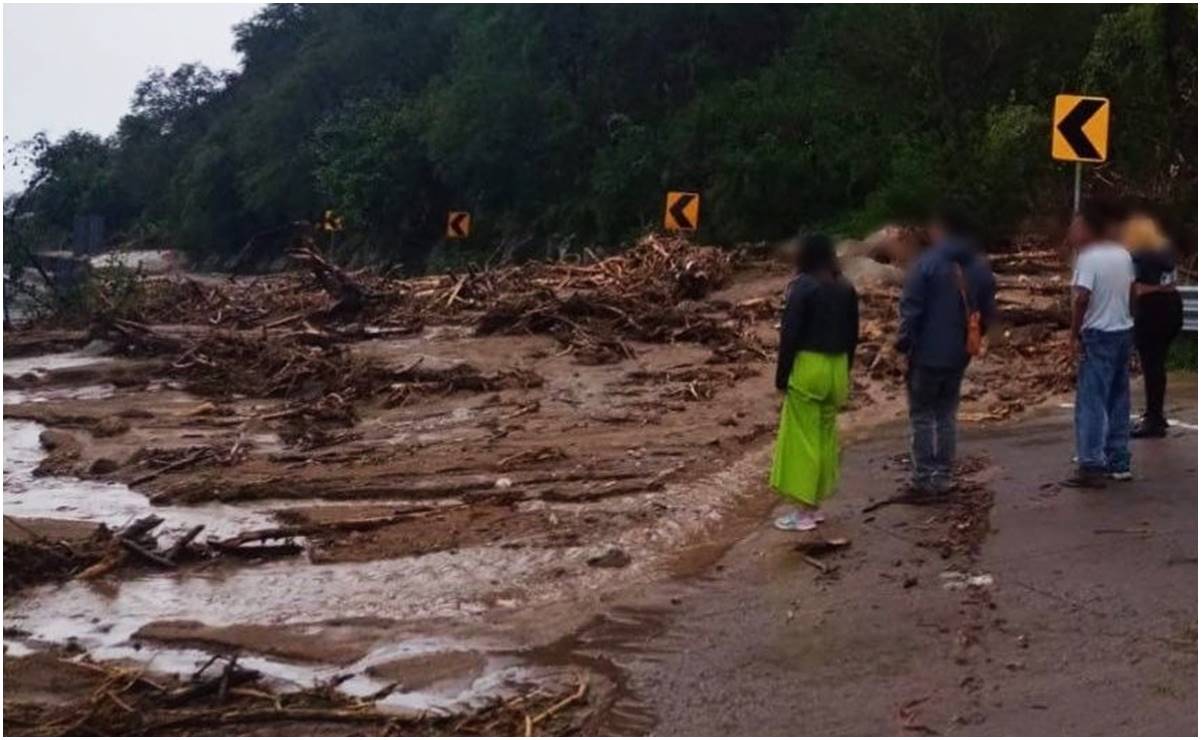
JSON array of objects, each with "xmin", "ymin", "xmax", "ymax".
[{"xmin": 1069, "ymin": 334, "xmax": 1083, "ymax": 362}]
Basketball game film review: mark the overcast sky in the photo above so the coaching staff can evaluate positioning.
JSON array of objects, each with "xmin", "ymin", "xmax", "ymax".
[{"xmin": 3, "ymin": 3, "xmax": 262, "ymax": 193}]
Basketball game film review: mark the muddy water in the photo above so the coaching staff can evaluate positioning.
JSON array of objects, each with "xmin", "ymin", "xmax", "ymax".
[
  {"xmin": 3, "ymin": 349, "xmax": 776, "ymax": 714},
  {"xmin": 4, "ymin": 418, "xmax": 279, "ymax": 536}
]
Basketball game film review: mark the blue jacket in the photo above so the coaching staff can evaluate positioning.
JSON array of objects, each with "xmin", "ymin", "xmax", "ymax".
[{"xmin": 896, "ymin": 237, "xmax": 997, "ymax": 369}]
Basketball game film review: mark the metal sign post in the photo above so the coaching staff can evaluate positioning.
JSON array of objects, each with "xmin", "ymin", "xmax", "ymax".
[{"xmin": 1073, "ymin": 162, "xmax": 1082, "ymax": 214}]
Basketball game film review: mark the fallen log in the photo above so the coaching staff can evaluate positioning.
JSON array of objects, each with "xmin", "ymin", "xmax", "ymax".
[
  {"xmin": 119, "ymin": 514, "xmax": 164, "ymax": 540},
  {"xmin": 75, "ymin": 547, "xmax": 126, "ymax": 580},
  {"xmin": 118, "ymin": 536, "xmax": 177, "ymax": 569}
]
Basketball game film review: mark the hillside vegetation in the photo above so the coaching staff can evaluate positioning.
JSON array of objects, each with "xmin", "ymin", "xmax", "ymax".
[{"xmin": 5, "ymin": 4, "xmax": 1196, "ymax": 269}]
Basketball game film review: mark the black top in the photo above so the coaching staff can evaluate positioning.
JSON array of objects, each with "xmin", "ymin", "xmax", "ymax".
[
  {"xmin": 775, "ymin": 273, "xmax": 860, "ymax": 390},
  {"xmin": 1132, "ymin": 248, "xmax": 1176, "ymax": 287}
]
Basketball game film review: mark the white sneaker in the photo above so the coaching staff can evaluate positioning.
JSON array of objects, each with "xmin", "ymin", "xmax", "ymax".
[
  {"xmin": 812, "ymin": 510, "xmax": 827, "ymax": 523},
  {"xmin": 773, "ymin": 511, "xmax": 818, "ymax": 532},
  {"xmin": 1109, "ymin": 469, "xmax": 1133, "ymax": 481}
]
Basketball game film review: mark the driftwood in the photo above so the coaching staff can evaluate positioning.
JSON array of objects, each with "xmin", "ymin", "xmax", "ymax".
[
  {"xmin": 7, "ymin": 650, "xmax": 595, "ymax": 736},
  {"xmin": 128, "ymin": 449, "xmax": 215, "ymax": 486},
  {"xmin": 118, "ymin": 537, "xmax": 177, "ymax": 569},
  {"xmin": 75, "ymin": 547, "xmax": 126, "ymax": 580},
  {"xmin": 164, "ymin": 525, "xmax": 205, "ymax": 561},
  {"xmin": 287, "ymin": 243, "xmax": 367, "ymax": 316},
  {"xmin": 119, "ymin": 515, "xmax": 164, "ymax": 540},
  {"xmin": 162, "ymin": 658, "xmax": 259, "ymax": 707},
  {"xmin": 214, "ymin": 509, "xmax": 446, "ymax": 550}
]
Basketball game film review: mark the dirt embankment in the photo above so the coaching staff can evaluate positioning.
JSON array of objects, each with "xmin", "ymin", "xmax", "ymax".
[{"xmin": 3, "ymin": 233, "xmax": 1074, "ymax": 734}]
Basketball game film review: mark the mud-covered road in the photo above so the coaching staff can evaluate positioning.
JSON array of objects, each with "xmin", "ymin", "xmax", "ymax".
[
  {"xmin": 5, "ymin": 236, "xmax": 1190, "ymax": 735},
  {"xmin": 579, "ymin": 377, "xmax": 1198, "ymax": 735}
]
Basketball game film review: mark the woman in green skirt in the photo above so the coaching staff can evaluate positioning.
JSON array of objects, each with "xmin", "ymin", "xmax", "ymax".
[{"xmin": 770, "ymin": 234, "xmax": 859, "ymax": 531}]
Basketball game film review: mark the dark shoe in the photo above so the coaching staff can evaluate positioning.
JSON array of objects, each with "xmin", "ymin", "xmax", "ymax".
[
  {"xmin": 930, "ymin": 476, "xmax": 955, "ymax": 494},
  {"xmin": 1061, "ymin": 468, "xmax": 1108, "ymax": 489},
  {"xmin": 906, "ymin": 480, "xmax": 938, "ymax": 496},
  {"xmin": 1131, "ymin": 418, "xmax": 1168, "ymax": 439}
]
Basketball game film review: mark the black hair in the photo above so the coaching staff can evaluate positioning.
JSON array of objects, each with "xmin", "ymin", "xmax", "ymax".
[
  {"xmin": 931, "ymin": 201, "xmax": 977, "ymax": 239},
  {"xmin": 796, "ymin": 233, "xmax": 838, "ymax": 276},
  {"xmin": 1078, "ymin": 199, "xmax": 1128, "ymax": 236}
]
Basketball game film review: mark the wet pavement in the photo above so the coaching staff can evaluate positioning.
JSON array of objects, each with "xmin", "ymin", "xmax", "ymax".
[{"xmin": 585, "ymin": 378, "xmax": 1197, "ymax": 735}]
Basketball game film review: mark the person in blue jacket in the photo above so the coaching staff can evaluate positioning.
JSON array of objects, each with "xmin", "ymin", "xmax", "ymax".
[{"xmin": 896, "ymin": 205, "xmax": 997, "ymax": 494}]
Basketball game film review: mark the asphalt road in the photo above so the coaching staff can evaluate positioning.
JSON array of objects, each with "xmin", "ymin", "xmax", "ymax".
[{"xmin": 582, "ymin": 377, "xmax": 1197, "ymax": 735}]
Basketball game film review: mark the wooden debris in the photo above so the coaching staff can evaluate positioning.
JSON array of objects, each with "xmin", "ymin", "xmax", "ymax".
[{"xmin": 4, "ymin": 654, "xmax": 596, "ymax": 737}]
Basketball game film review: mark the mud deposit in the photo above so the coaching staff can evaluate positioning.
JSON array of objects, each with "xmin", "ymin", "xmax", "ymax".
[{"xmin": 3, "ymin": 237, "xmax": 1072, "ymax": 734}]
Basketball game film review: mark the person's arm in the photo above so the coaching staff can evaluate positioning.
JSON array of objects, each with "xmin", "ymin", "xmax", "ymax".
[
  {"xmin": 1070, "ymin": 286, "xmax": 1090, "ymax": 357},
  {"xmin": 775, "ymin": 280, "xmax": 807, "ymax": 391},
  {"xmin": 896, "ymin": 263, "xmax": 926, "ymax": 355},
  {"xmin": 847, "ymin": 284, "xmax": 860, "ymax": 370},
  {"xmin": 1069, "ymin": 253, "xmax": 1095, "ymax": 358}
]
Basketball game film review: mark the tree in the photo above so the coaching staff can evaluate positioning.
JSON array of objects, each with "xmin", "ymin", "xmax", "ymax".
[{"xmin": 7, "ymin": 4, "xmax": 1195, "ymax": 262}]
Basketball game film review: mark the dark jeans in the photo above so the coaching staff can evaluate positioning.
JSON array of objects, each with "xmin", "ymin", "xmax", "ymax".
[
  {"xmin": 1075, "ymin": 328, "xmax": 1132, "ymax": 473},
  {"xmin": 907, "ymin": 364, "xmax": 964, "ymax": 489},
  {"xmin": 1134, "ymin": 290, "xmax": 1183, "ymax": 424}
]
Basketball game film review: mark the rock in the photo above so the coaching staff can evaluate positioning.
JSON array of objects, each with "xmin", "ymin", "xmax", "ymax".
[
  {"xmin": 841, "ymin": 255, "xmax": 905, "ymax": 289},
  {"xmin": 34, "ymin": 430, "xmax": 82, "ymax": 477},
  {"xmin": 836, "ymin": 239, "xmax": 874, "ymax": 259},
  {"xmin": 38, "ymin": 429, "xmax": 79, "ymax": 452},
  {"xmin": 89, "ymin": 457, "xmax": 121, "ymax": 475},
  {"xmin": 862, "ymin": 224, "xmax": 926, "ymax": 266},
  {"xmin": 587, "ymin": 547, "xmax": 631, "ymax": 569},
  {"xmin": 92, "ymin": 416, "xmax": 131, "ymax": 437}
]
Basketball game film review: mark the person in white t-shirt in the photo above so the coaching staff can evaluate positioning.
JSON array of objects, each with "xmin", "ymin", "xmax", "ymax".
[{"xmin": 1063, "ymin": 201, "xmax": 1136, "ymax": 488}]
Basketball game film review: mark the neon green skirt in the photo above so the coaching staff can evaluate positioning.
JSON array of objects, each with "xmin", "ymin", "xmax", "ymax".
[{"xmin": 769, "ymin": 351, "xmax": 850, "ymax": 506}]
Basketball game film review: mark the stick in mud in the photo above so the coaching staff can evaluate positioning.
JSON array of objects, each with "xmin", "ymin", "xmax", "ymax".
[
  {"xmin": 164, "ymin": 524, "xmax": 205, "ymax": 562},
  {"xmin": 861, "ymin": 491, "xmax": 953, "ymax": 514}
]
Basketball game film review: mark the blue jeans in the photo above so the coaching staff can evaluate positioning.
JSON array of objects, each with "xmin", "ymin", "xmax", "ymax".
[
  {"xmin": 907, "ymin": 364, "xmax": 964, "ymax": 489},
  {"xmin": 1075, "ymin": 329, "xmax": 1132, "ymax": 473}
]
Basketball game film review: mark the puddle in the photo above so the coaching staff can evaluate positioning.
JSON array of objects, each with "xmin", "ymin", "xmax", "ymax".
[
  {"xmin": 4, "ymin": 598, "xmax": 538, "ymax": 713},
  {"xmin": 3, "ymin": 418, "xmax": 278, "ymax": 537},
  {"xmin": 4, "ymin": 347, "xmax": 119, "ymax": 405},
  {"xmin": 3, "ymin": 350, "xmax": 106, "ymax": 377},
  {"xmin": 3, "ymin": 544, "xmax": 601, "ymax": 712}
]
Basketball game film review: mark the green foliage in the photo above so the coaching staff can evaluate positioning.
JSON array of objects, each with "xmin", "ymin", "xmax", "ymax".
[
  {"xmin": 7, "ymin": 4, "xmax": 1196, "ymax": 267},
  {"xmin": 1167, "ymin": 334, "xmax": 1198, "ymax": 372},
  {"xmin": 1082, "ymin": 4, "xmax": 1197, "ymax": 240}
]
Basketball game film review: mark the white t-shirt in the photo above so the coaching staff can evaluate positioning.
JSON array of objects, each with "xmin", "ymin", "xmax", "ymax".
[{"xmin": 1072, "ymin": 241, "xmax": 1134, "ymax": 332}]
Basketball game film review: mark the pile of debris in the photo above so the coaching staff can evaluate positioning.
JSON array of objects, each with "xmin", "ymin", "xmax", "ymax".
[
  {"xmin": 4, "ymin": 514, "xmax": 296, "ymax": 594},
  {"xmin": 2, "ymin": 517, "xmax": 111, "ymax": 595},
  {"xmin": 82, "ymin": 235, "xmax": 746, "ymax": 359},
  {"xmin": 3, "ymin": 653, "xmax": 594, "ymax": 736},
  {"xmin": 469, "ymin": 235, "xmax": 758, "ymax": 363},
  {"xmin": 100, "ymin": 318, "xmax": 391, "ymax": 402}
]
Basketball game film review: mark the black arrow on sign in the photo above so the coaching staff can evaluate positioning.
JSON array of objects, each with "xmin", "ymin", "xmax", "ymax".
[
  {"xmin": 669, "ymin": 194, "xmax": 696, "ymax": 230},
  {"xmin": 1057, "ymin": 98, "xmax": 1105, "ymax": 160},
  {"xmin": 449, "ymin": 213, "xmax": 468, "ymax": 237}
]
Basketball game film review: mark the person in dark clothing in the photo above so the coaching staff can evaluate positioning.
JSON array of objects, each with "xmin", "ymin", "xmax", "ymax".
[
  {"xmin": 1122, "ymin": 212, "xmax": 1184, "ymax": 438},
  {"xmin": 896, "ymin": 207, "xmax": 997, "ymax": 493},
  {"xmin": 770, "ymin": 233, "xmax": 860, "ymax": 531}
]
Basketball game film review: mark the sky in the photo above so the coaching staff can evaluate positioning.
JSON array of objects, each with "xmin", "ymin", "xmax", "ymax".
[{"xmin": 3, "ymin": 3, "xmax": 262, "ymax": 194}]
